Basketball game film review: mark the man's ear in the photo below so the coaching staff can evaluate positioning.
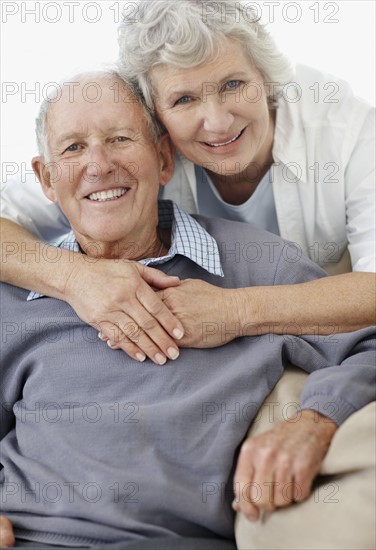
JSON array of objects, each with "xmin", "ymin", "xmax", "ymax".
[
  {"xmin": 32, "ymin": 156, "xmax": 57, "ymax": 203},
  {"xmin": 157, "ymin": 134, "xmax": 175, "ymax": 186}
]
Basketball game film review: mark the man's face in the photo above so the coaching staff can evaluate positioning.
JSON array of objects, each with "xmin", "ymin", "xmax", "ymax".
[{"xmin": 34, "ymin": 77, "xmax": 173, "ymax": 254}]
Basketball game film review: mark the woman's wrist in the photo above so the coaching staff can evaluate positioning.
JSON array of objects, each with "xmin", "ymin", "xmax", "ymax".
[
  {"xmin": 230, "ymin": 286, "xmax": 274, "ymax": 337},
  {"xmin": 59, "ymin": 250, "xmax": 89, "ymax": 302}
]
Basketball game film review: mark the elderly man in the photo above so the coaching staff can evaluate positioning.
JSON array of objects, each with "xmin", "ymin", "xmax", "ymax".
[{"xmin": 0, "ymin": 71, "xmax": 375, "ymax": 550}]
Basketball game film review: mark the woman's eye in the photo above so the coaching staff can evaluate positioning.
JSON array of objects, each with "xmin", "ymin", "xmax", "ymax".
[
  {"xmin": 174, "ymin": 95, "xmax": 192, "ymax": 106},
  {"xmin": 224, "ymin": 80, "xmax": 241, "ymax": 90},
  {"xmin": 114, "ymin": 136, "xmax": 129, "ymax": 142}
]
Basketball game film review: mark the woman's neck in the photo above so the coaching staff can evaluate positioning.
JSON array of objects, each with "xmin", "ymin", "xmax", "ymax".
[
  {"xmin": 206, "ymin": 109, "xmax": 276, "ymax": 206},
  {"xmin": 206, "ymin": 160, "xmax": 273, "ymax": 205}
]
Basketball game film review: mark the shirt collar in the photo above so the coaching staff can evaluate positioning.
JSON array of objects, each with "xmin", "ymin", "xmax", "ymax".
[{"xmin": 27, "ymin": 200, "xmax": 223, "ymax": 301}]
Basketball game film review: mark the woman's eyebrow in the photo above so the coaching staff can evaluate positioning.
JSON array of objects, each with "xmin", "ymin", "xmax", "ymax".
[
  {"xmin": 218, "ymin": 71, "xmax": 253, "ymax": 83},
  {"xmin": 165, "ymin": 71, "xmax": 252, "ymax": 100},
  {"xmin": 164, "ymin": 83, "xmax": 202, "ymax": 101}
]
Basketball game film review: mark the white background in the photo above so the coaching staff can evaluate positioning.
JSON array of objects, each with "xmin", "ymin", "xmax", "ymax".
[{"xmin": 1, "ymin": 0, "xmax": 375, "ymax": 178}]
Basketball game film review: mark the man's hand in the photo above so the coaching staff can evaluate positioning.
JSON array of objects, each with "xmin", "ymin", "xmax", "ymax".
[
  {"xmin": 232, "ymin": 410, "xmax": 338, "ymax": 521},
  {"xmin": 65, "ymin": 258, "xmax": 184, "ymax": 364},
  {"xmin": 157, "ymin": 279, "xmax": 244, "ymax": 347},
  {"xmin": 0, "ymin": 517, "xmax": 14, "ymax": 548}
]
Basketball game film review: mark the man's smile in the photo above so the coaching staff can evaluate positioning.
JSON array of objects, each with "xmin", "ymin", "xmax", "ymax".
[{"xmin": 86, "ymin": 187, "xmax": 130, "ymax": 202}]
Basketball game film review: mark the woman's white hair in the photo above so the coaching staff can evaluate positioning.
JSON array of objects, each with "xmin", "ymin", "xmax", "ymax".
[
  {"xmin": 118, "ymin": 0, "xmax": 295, "ymax": 111},
  {"xmin": 35, "ymin": 68, "xmax": 163, "ymax": 160}
]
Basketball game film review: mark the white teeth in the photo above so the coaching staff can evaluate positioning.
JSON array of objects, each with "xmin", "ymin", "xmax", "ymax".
[
  {"xmin": 87, "ymin": 188, "xmax": 128, "ymax": 202},
  {"xmin": 206, "ymin": 129, "xmax": 243, "ymax": 147}
]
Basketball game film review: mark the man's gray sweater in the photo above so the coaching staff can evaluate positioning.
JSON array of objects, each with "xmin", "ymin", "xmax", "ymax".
[{"xmin": 1, "ymin": 216, "xmax": 375, "ymax": 547}]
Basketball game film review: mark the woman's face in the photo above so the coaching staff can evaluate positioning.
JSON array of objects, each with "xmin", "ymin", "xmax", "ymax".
[{"xmin": 151, "ymin": 39, "xmax": 274, "ymax": 179}]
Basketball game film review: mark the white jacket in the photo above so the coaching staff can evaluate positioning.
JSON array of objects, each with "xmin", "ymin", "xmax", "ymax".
[{"xmin": 1, "ymin": 65, "xmax": 375, "ymax": 271}]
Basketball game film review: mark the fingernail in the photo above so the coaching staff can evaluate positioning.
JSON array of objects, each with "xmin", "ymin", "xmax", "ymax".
[
  {"xmin": 167, "ymin": 347, "xmax": 179, "ymax": 360},
  {"xmin": 98, "ymin": 332, "xmax": 104, "ymax": 340},
  {"xmin": 135, "ymin": 353, "xmax": 146, "ymax": 362},
  {"xmin": 107, "ymin": 340, "xmax": 115, "ymax": 349},
  {"xmin": 155, "ymin": 353, "xmax": 167, "ymax": 365},
  {"xmin": 173, "ymin": 328, "xmax": 184, "ymax": 340}
]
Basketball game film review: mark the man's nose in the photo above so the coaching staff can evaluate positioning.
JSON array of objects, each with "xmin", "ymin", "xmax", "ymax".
[
  {"xmin": 201, "ymin": 99, "xmax": 235, "ymax": 135},
  {"xmin": 85, "ymin": 144, "xmax": 116, "ymax": 178}
]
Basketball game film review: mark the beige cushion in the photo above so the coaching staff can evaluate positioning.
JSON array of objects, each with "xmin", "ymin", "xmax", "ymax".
[{"xmin": 235, "ymin": 367, "xmax": 376, "ymax": 550}]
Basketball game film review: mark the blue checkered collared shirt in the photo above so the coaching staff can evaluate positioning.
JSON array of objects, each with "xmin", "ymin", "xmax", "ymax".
[{"xmin": 27, "ymin": 200, "xmax": 224, "ymax": 300}]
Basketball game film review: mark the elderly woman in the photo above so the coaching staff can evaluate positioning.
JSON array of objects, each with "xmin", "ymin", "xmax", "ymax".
[
  {"xmin": 0, "ymin": 69, "xmax": 375, "ymax": 550},
  {"xmin": 0, "ymin": 1, "xmax": 374, "ymax": 364},
  {"xmin": 116, "ymin": 0, "xmax": 375, "ymax": 323}
]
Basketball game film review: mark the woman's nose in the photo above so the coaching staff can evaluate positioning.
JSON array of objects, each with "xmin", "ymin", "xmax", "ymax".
[{"xmin": 201, "ymin": 99, "xmax": 235, "ymax": 135}]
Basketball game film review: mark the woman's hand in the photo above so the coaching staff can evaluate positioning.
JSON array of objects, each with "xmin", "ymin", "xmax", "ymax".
[
  {"xmin": 158, "ymin": 279, "xmax": 245, "ymax": 348},
  {"xmin": 232, "ymin": 410, "xmax": 338, "ymax": 521},
  {"xmin": 64, "ymin": 258, "xmax": 184, "ymax": 364},
  {"xmin": 0, "ymin": 516, "xmax": 14, "ymax": 548}
]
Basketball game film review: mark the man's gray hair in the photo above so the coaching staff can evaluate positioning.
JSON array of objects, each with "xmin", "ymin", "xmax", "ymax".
[
  {"xmin": 118, "ymin": 0, "xmax": 295, "ymax": 111},
  {"xmin": 35, "ymin": 69, "xmax": 164, "ymax": 160}
]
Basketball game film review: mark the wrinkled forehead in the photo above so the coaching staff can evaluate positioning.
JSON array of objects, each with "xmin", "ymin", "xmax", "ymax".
[
  {"xmin": 46, "ymin": 76, "xmax": 144, "ymax": 136},
  {"xmin": 150, "ymin": 38, "xmax": 256, "ymax": 86}
]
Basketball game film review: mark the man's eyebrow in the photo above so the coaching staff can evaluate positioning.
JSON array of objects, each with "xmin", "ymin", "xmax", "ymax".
[
  {"xmin": 55, "ymin": 127, "xmax": 138, "ymax": 147},
  {"xmin": 55, "ymin": 132, "xmax": 85, "ymax": 148},
  {"xmin": 105, "ymin": 126, "xmax": 138, "ymax": 134}
]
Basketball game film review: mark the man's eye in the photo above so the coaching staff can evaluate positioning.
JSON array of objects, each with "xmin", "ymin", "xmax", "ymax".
[
  {"xmin": 174, "ymin": 95, "xmax": 192, "ymax": 106},
  {"xmin": 114, "ymin": 136, "xmax": 129, "ymax": 142},
  {"xmin": 224, "ymin": 80, "xmax": 241, "ymax": 90},
  {"xmin": 65, "ymin": 144, "xmax": 80, "ymax": 153}
]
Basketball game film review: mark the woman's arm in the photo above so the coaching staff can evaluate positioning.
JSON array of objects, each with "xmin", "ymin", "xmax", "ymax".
[
  {"xmin": 0, "ymin": 218, "xmax": 184, "ymax": 364},
  {"xmin": 2, "ymin": 216, "xmax": 374, "ymax": 354},
  {"xmin": 237, "ymin": 272, "xmax": 375, "ymax": 336},
  {"xmin": 154, "ymin": 273, "xmax": 375, "ymax": 349}
]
